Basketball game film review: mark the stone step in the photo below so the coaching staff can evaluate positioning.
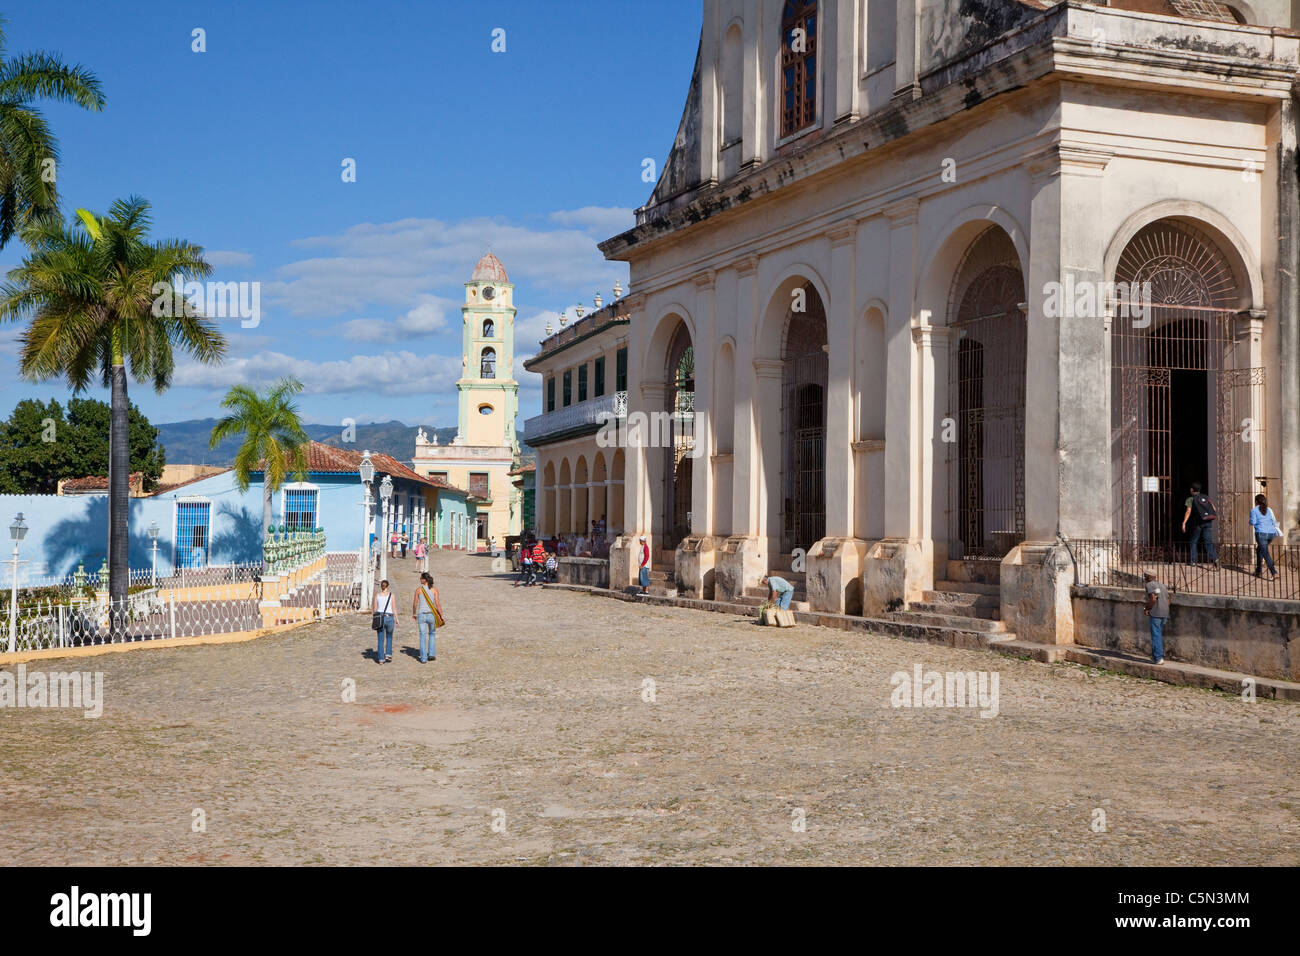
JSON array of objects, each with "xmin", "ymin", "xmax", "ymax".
[
  {"xmin": 945, "ymin": 560, "xmax": 1002, "ymax": 585},
  {"xmin": 769, "ymin": 553, "xmax": 801, "ymax": 572},
  {"xmin": 932, "ymin": 579, "xmax": 1000, "ymax": 597},
  {"xmin": 767, "ymin": 570, "xmax": 807, "ymax": 586},
  {"xmin": 908, "ymin": 600, "xmax": 1000, "ymax": 620},
  {"xmin": 644, "ymin": 585, "xmax": 678, "ymax": 598},
  {"xmin": 857, "ymin": 616, "xmax": 1016, "ymax": 651},
  {"xmin": 920, "ymin": 589, "xmax": 1000, "ymax": 608},
  {"xmin": 646, "ymin": 571, "xmax": 672, "ymax": 584},
  {"xmin": 890, "ymin": 610, "xmax": 1008, "ymax": 633}
]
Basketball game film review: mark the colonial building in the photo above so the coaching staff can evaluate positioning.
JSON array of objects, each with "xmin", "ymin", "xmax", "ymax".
[
  {"xmin": 412, "ymin": 252, "xmax": 522, "ymax": 546},
  {"xmin": 522, "ymin": 300, "xmax": 631, "ymax": 540},
  {"xmin": 586, "ymin": 0, "xmax": 1300, "ymax": 644}
]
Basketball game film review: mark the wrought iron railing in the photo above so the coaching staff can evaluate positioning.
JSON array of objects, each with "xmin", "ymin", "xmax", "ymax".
[
  {"xmin": 523, "ymin": 390, "xmax": 626, "ymax": 444},
  {"xmin": 1072, "ymin": 538, "xmax": 1300, "ymax": 601}
]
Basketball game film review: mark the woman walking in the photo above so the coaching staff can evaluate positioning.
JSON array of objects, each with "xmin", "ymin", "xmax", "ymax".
[
  {"xmin": 374, "ymin": 579, "xmax": 396, "ymax": 663},
  {"xmin": 1250, "ymin": 493, "xmax": 1280, "ymax": 579},
  {"xmin": 411, "ymin": 571, "xmax": 445, "ymax": 663}
]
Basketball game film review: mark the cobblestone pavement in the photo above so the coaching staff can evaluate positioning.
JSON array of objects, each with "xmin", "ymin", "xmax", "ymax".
[{"xmin": 2, "ymin": 550, "xmax": 1297, "ymax": 866}]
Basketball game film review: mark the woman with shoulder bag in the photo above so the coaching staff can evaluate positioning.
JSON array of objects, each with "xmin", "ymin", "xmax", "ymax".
[
  {"xmin": 411, "ymin": 572, "xmax": 445, "ymax": 663},
  {"xmin": 373, "ymin": 579, "xmax": 396, "ymax": 664}
]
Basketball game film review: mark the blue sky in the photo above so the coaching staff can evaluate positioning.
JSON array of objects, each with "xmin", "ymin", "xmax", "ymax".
[{"xmin": 0, "ymin": 0, "xmax": 701, "ymax": 431}]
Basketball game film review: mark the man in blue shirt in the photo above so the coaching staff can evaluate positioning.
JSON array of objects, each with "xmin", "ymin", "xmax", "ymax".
[{"xmin": 763, "ymin": 574, "xmax": 795, "ymax": 610}]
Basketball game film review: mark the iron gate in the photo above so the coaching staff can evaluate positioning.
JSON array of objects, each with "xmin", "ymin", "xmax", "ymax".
[
  {"xmin": 1111, "ymin": 220, "xmax": 1262, "ymax": 550},
  {"xmin": 782, "ymin": 283, "xmax": 827, "ymax": 554},
  {"xmin": 946, "ymin": 226, "xmax": 1026, "ymax": 560},
  {"xmin": 663, "ymin": 326, "xmax": 694, "ymax": 547}
]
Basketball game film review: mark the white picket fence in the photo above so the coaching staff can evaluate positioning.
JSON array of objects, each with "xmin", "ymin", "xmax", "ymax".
[{"xmin": 2, "ymin": 553, "xmax": 363, "ymax": 655}]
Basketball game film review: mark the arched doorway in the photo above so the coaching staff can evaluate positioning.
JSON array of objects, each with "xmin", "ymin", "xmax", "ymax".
[
  {"xmin": 782, "ymin": 283, "xmax": 828, "ymax": 554},
  {"xmin": 663, "ymin": 323, "xmax": 695, "ymax": 547},
  {"xmin": 946, "ymin": 226, "xmax": 1026, "ymax": 560},
  {"xmin": 1111, "ymin": 218, "xmax": 1257, "ymax": 550}
]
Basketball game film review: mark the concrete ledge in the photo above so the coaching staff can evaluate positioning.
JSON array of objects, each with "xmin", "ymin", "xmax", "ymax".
[{"xmin": 543, "ymin": 585, "xmax": 1300, "ymax": 700}]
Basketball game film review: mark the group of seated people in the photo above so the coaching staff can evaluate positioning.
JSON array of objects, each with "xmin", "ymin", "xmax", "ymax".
[{"xmin": 552, "ymin": 519, "xmax": 613, "ymax": 559}]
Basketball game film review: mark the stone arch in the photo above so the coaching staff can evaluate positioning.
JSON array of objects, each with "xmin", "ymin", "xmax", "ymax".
[
  {"xmin": 557, "ymin": 457, "xmax": 572, "ymax": 535},
  {"xmin": 574, "ymin": 455, "xmax": 590, "ymax": 535},
  {"xmin": 542, "ymin": 460, "xmax": 556, "ymax": 537},
  {"xmin": 931, "ymin": 222, "xmax": 1028, "ymax": 561},
  {"xmin": 1108, "ymin": 214, "xmax": 1260, "ymax": 548},
  {"xmin": 642, "ymin": 309, "xmax": 696, "ymax": 547},
  {"xmin": 917, "ymin": 204, "xmax": 1029, "ymax": 329},
  {"xmin": 755, "ymin": 269, "xmax": 829, "ymax": 556},
  {"xmin": 1102, "ymin": 200, "xmax": 1262, "ymax": 314}
]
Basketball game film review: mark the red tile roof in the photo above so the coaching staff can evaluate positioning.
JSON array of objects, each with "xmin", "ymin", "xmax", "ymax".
[
  {"xmin": 268, "ymin": 441, "xmax": 482, "ymax": 500},
  {"xmin": 62, "ymin": 472, "xmax": 143, "ymax": 492}
]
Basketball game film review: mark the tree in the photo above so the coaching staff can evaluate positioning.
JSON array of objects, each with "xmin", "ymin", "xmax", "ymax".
[
  {"xmin": 0, "ymin": 197, "xmax": 226, "ymax": 623},
  {"xmin": 0, "ymin": 397, "xmax": 165, "ymax": 494},
  {"xmin": 64, "ymin": 397, "xmax": 165, "ymax": 490},
  {"xmin": 0, "ymin": 397, "xmax": 70, "ymax": 493},
  {"xmin": 209, "ymin": 379, "xmax": 310, "ymax": 537},
  {"xmin": 0, "ymin": 17, "xmax": 105, "ymax": 248}
]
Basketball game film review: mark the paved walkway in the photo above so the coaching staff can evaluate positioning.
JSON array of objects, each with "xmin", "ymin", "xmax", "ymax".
[{"xmin": 1, "ymin": 550, "xmax": 1296, "ymax": 865}]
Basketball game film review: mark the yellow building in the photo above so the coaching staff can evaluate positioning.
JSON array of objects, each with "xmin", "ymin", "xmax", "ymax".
[{"xmin": 412, "ymin": 252, "xmax": 521, "ymax": 547}]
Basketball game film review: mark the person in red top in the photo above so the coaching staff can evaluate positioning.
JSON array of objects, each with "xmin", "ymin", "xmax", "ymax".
[
  {"xmin": 530, "ymin": 540, "xmax": 546, "ymax": 586},
  {"xmin": 638, "ymin": 535, "xmax": 650, "ymax": 593}
]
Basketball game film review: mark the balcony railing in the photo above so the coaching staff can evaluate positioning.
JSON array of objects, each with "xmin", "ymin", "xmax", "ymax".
[{"xmin": 524, "ymin": 391, "xmax": 626, "ymax": 445}]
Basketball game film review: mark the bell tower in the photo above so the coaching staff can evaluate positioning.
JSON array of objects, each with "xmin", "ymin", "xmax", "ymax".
[{"xmin": 458, "ymin": 251, "xmax": 519, "ymax": 451}]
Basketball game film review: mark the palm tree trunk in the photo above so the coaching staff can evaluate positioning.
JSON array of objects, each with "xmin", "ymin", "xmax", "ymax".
[
  {"xmin": 263, "ymin": 484, "xmax": 273, "ymax": 538},
  {"xmin": 108, "ymin": 360, "xmax": 130, "ymax": 638}
]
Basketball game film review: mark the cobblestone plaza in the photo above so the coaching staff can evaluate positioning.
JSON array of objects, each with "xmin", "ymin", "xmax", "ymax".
[{"xmin": 2, "ymin": 550, "xmax": 1296, "ymax": 866}]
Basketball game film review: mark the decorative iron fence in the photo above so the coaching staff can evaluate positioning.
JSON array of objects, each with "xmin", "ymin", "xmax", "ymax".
[
  {"xmin": 1072, "ymin": 538, "xmax": 1300, "ymax": 601},
  {"xmin": 2, "ymin": 553, "xmax": 363, "ymax": 655}
]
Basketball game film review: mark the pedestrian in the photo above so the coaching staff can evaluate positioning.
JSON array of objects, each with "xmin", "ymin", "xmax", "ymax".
[
  {"xmin": 373, "ymin": 578, "xmax": 396, "ymax": 664},
  {"xmin": 1180, "ymin": 481, "xmax": 1219, "ymax": 567},
  {"xmin": 1143, "ymin": 571, "xmax": 1170, "ymax": 665},
  {"xmin": 545, "ymin": 550, "xmax": 558, "ymax": 583},
  {"xmin": 390, "ymin": 531, "xmax": 400, "ymax": 559},
  {"xmin": 400, "ymin": 532, "xmax": 408, "ymax": 559},
  {"xmin": 489, "ymin": 535, "xmax": 498, "ymax": 557},
  {"xmin": 1250, "ymin": 493, "xmax": 1280, "ymax": 579},
  {"xmin": 530, "ymin": 537, "xmax": 546, "ymax": 584},
  {"xmin": 638, "ymin": 535, "xmax": 650, "ymax": 593},
  {"xmin": 411, "ymin": 571, "xmax": 445, "ymax": 663},
  {"xmin": 414, "ymin": 538, "xmax": 426, "ymax": 568},
  {"xmin": 518, "ymin": 535, "xmax": 535, "ymax": 586},
  {"xmin": 762, "ymin": 574, "xmax": 796, "ymax": 610}
]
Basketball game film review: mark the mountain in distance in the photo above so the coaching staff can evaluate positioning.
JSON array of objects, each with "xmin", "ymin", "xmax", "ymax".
[{"xmin": 155, "ymin": 419, "xmax": 532, "ymax": 468}]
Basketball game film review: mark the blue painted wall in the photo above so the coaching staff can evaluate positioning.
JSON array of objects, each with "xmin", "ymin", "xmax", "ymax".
[{"xmin": 0, "ymin": 469, "xmax": 474, "ymax": 587}]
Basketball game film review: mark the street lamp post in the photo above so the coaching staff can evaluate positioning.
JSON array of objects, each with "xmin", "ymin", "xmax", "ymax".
[
  {"xmin": 8, "ymin": 512, "xmax": 28, "ymax": 653},
  {"xmin": 378, "ymin": 475, "xmax": 393, "ymax": 583},
  {"xmin": 147, "ymin": 521, "xmax": 160, "ymax": 589},
  {"xmin": 359, "ymin": 451, "xmax": 375, "ymax": 610}
]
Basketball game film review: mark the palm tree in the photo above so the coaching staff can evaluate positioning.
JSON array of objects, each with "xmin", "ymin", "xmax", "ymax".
[
  {"xmin": 209, "ymin": 379, "xmax": 311, "ymax": 538},
  {"xmin": 0, "ymin": 18, "xmax": 105, "ymax": 247},
  {"xmin": 0, "ymin": 197, "xmax": 226, "ymax": 624}
]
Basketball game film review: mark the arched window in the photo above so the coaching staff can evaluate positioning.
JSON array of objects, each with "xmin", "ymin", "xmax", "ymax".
[
  {"xmin": 780, "ymin": 0, "xmax": 817, "ymax": 138},
  {"xmin": 483, "ymin": 319, "xmax": 495, "ymax": 338},
  {"xmin": 480, "ymin": 347, "xmax": 496, "ymax": 379}
]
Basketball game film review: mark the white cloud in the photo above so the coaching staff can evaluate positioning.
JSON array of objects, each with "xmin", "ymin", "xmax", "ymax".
[
  {"xmin": 172, "ymin": 350, "xmax": 464, "ymax": 397},
  {"xmin": 204, "ymin": 250, "xmax": 254, "ymax": 268},
  {"xmin": 266, "ymin": 215, "xmax": 628, "ymax": 318},
  {"xmin": 548, "ymin": 206, "xmax": 636, "ymax": 236},
  {"xmin": 333, "ymin": 294, "xmax": 457, "ymax": 343}
]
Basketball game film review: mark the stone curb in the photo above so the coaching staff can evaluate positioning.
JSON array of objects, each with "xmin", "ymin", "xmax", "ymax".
[{"xmin": 543, "ymin": 583, "xmax": 1300, "ymax": 702}]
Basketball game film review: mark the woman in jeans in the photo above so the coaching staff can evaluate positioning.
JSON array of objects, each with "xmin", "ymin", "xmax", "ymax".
[
  {"xmin": 411, "ymin": 571, "xmax": 444, "ymax": 663},
  {"xmin": 374, "ymin": 579, "xmax": 396, "ymax": 663},
  {"xmin": 1250, "ymin": 493, "xmax": 1280, "ymax": 579}
]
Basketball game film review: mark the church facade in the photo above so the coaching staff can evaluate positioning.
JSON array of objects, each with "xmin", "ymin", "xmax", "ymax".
[
  {"xmin": 591, "ymin": 0, "xmax": 1300, "ymax": 644},
  {"xmin": 412, "ymin": 252, "xmax": 522, "ymax": 546}
]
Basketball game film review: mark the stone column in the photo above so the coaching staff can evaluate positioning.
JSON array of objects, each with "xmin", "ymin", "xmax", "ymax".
[
  {"xmin": 534, "ymin": 453, "xmax": 548, "ymax": 537},
  {"xmin": 807, "ymin": 219, "xmax": 869, "ymax": 614},
  {"xmin": 753, "ymin": 357, "xmax": 785, "ymax": 556},
  {"xmin": 611, "ymin": 294, "xmax": 647, "ymax": 589},
  {"xmin": 864, "ymin": 197, "xmax": 930, "ymax": 614}
]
